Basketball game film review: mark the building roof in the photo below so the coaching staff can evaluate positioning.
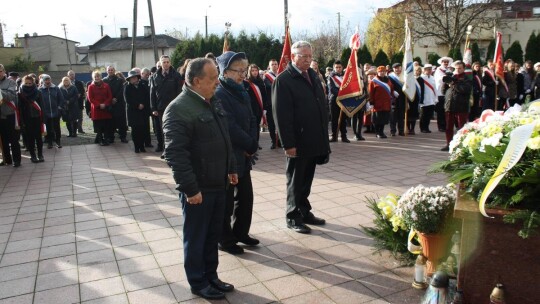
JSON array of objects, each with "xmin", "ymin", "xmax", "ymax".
[
  {"xmin": 89, "ymin": 34, "xmax": 180, "ymax": 52},
  {"xmin": 19, "ymin": 34, "xmax": 79, "ymax": 44}
]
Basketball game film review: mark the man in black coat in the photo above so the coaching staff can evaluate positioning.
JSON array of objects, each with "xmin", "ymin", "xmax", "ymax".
[
  {"xmin": 163, "ymin": 58, "xmax": 238, "ymax": 300},
  {"xmin": 388, "ymin": 63, "xmax": 406, "ymax": 136},
  {"xmin": 272, "ymin": 41, "xmax": 331, "ymax": 234},
  {"xmin": 68, "ymin": 70, "xmax": 86, "ymax": 134},
  {"xmin": 327, "ymin": 60, "xmax": 349, "ymax": 142},
  {"xmin": 150, "ymin": 55, "xmax": 182, "ymax": 153},
  {"xmin": 103, "ymin": 66, "xmax": 128, "ymax": 143}
]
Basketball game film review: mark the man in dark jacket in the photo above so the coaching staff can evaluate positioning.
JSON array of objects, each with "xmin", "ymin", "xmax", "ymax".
[
  {"xmin": 103, "ymin": 66, "xmax": 128, "ymax": 143},
  {"xmin": 150, "ymin": 55, "xmax": 182, "ymax": 153},
  {"xmin": 327, "ymin": 60, "xmax": 349, "ymax": 142},
  {"xmin": 388, "ymin": 63, "xmax": 406, "ymax": 136},
  {"xmin": 68, "ymin": 70, "xmax": 86, "ymax": 134},
  {"xmin": 442, "ymin": 61, "xmax": 472, "ymax": 151},
  {"xmin": 163, "ymin": 57, "xmax": 238, "ymax": 300},
  {"xmin": 39, "ymin": 74, "xmax": 65, "ymax": 149},
  {"xmin": 272, "ymin": 41, "xmax": 331, "ymax": 234}
]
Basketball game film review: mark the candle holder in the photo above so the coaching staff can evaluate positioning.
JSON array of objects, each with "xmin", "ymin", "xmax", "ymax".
[{"xmin": 413, "ymin": 254, "xmax": 428, "ymax": 289}]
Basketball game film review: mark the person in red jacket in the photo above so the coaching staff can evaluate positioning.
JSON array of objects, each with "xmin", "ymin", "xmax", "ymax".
[
  {"xmin": 368, "ymin": 66, "xmax": 395, "ymax": 139},
  {"xmin": 87, "ymin": 71, "xmax": 113, "ymax": 146}
]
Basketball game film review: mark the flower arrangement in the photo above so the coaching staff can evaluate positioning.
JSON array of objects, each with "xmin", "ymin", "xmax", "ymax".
[
  {"xmin": 362, "ymin": 194, "xmax": 415, "ymax": 264},
  {"xmin": 432, "ymin": 102, "xmax": 540, "ymax": 238}
]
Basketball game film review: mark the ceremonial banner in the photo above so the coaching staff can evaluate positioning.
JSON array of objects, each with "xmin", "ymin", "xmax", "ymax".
[
  {"xmin": 277, "ymin": 26, "xmax": 292, "ymax": 75},
  {"xmin": 401, "ymin": 18, "xmax": 416, "ymax": 101},
  {"xmin": 336, "ymin": 31, "xmax": 367, "ymax": 118},
  {"xmin": 494, "ymin": 31, "xmax": 508, "ymax": 92}
]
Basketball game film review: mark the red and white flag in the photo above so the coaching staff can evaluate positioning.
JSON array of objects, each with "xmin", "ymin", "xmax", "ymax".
[
  {"xmin": 278, "ymin": 26, "xmax": 292, "ymax": 75},
  {"xmin": 494, "ymin": 31, "xmax": 508, "ymax": 92}
]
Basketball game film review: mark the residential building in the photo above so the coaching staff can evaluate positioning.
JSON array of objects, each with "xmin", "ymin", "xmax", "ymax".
[{"xmin": 14, "ymin": 33, "xmax": 82, "ymax": 71}]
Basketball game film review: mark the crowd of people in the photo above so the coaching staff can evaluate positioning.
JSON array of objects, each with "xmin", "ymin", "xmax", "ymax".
[{"xmin": 1, "ymin": 45, "xmax": 540, "ymax": 299}]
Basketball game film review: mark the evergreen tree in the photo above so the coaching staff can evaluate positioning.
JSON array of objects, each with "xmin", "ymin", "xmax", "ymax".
[
  {"xmin": 485, "ymin": 39, "xmax": 496, "ymax": 62},
  {"xmin": 340, "ymin": 47, "xmax": 352, "ymax": 65},
  {"xmin": 427, "ymin": 53, "xmax": 441, "ymax": 66},
  {"xmin": 413, "ymin": 56, "xmax": 422, "ymax": 65},
  {"xmin": 448, "ymin": 48, "xmax": 462, "ymax": 61},
  {"xmin": 326, "ymin": 58, "xmax": 336, "ymax": 69},
  {"xmin": 357, "ymin": 45, "xmax": 373, "ymax": 64},
  {"xmin": 373, "ymin": 49, "xmax": 390, "ymax": 67},
  {"xmin": 524, "ymin": 31, "xmax": 539, "ymax": 63},
  {"xmin": 505, "ymin": 40, "xmax": 524, "ymax": 65},
  {"xmin": 390, "ymin": 51, "xmax": 403, "ymax": 65},
  {"xmin": 471, "ymin": 42, "xmax": 481, "ymax": 64}
]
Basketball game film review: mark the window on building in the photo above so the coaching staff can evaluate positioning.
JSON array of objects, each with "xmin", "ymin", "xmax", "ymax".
[{"xmin": 533, "ymin": 7, "xmax": 540, "ymax": 15}]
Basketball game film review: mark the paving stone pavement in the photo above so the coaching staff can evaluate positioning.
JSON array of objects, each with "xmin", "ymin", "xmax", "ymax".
[{"xmin": 0, "ymin": 124, "xmax": 449, "ymax": 303}]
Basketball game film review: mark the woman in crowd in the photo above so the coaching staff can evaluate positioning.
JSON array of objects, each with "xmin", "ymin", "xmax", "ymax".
[
  {"xmin": 18, "ymin": 75, "xmax": 45, "ymax": 163},
  {"xmin": 407, "ymin": 66, "xmax": 423, "ymax": 134},
  {"xmin": 87, "ymin": 70, "xmax": 113, "ymax": 146},
  {"xmin": 177, "ymin": 58, "xmax": 191, "ymax": 90},
  {"xmin": 59, "ymin": 76, "xmax": 80, "ymax": 137},
  {"xmin": 39, "ymin": 74, "xmax": 65, "ymax": 149},
  {"xmin": 369, "ymin": 66, "xmax": 395, "ymax": 139},
  {"xmin": 246, "ymin": 63, "xmax": 266, "ymax": 147},
  {"xmin": 124, "ymin": 70, "xmax": 151, "ymax": 153},
  {"xmin": 215, "ymin": 52, "xmax": 260, "ymax": 255}
]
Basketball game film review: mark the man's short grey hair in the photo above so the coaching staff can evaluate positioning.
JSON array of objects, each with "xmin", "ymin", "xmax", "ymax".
[
  {"xmin": 141, "ymin": 68, "xmax": 150, "ymax": 74},
  {"xmin": 291, "ymin": 41, "xmax": 312, "ymax": 55},
  {"xmin": 186, "ymin": 58, "xmax": 213, "ymax": 86}
]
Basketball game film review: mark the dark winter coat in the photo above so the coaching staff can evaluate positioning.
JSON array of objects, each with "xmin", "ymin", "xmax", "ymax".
[
  {"xmin": 150, "ymin": 67, "xmax": 182, "ymax": 113},
  {"xmin": 162, "ymin": 86, "xmax": 236, "ymax": 197},
  {"xmin": 124, "ymin": 81, "xmax": 151, "ymax": 127},
  {"xmin": 103, "ymin": 75, "xmax": 127, "ymax": 122},
  {"xmin": 444, "ymin": 74, "xmax": 472, "ymax": 113},
  {"xmin": 216, "ymin": 79, "xmax": 258, "ymax": 177},
  {"xmin": 38, "ymin": 84, "xmax": 65, "ymax": 119},
  {"xmin": 272, "ymin": 63, "xmax": 331, "ymax": 158},
  {"xmin": 59, "ymin": 84, "xmax": 80, "ymax": 121},
  {"xmin": 18, "ymin": 86, "xmax": 43, "ymax": 123}
]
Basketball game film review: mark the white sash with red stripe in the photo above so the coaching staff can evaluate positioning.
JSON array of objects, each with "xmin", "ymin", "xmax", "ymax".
[
  {"xmin": 6, "ymin": 101, "xmax": 20, "ymax": 128},
  {"xmin": 483, "ymin": 67, "xmax": 495, "ymax": 82},
  {"xmin": 474, "ymin": 74, "xmax": 482, "ymax": 90},
  {"xmin": 423, "ymin": 79, "xmax": 436, "ymax": 96},
  {"xmin": 331, "ymin": 75, "xmax": 343, "ymax": 88},
  {"xmin": 248, "ymin": 81, "xmax": 267, "ymax": 125},
  {"xmin": 264, "ymin": 72, "xmax": 276, "ymax": 84}
]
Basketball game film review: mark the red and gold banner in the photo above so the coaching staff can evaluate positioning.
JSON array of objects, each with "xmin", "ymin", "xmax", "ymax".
[{"xmin": 277, "ymin": 26, "xmax": 291, "ymax": 75}]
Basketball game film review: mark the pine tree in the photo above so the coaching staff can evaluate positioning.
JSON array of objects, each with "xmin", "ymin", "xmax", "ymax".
[
  {"xmin": 524, "ymin": 31, "xmax": 539, "ymax": 62},
  {"xmin": 357, "ymin": 45, "xmax": 373, "ymax": 64},
  {"xmin": 447, "ymin": 48, "xmax": 462, "ymax": 61},
  {"xmin": 505, "ymin": 40, "xmax": 524, "ymax": 65},
  {"xmin": 413, "ymin": 56, "xmax": 422, "ymax": 65},
  {"xmin": 390, "ymin": 51, "xmax": 403, "ymax": 65},
  {"xmin": 486, "ymin": 39, "xmax": 496, "ymax": 62},
  {"xmin": 373, "ymin": 49, "xmax": 390, "ymax": 67},
  {"xmin": 428, "ymin": 53, "xmax": 441, "ymax": 66},
  {"xmin": 471, "ymin": 42, "xmax": 481, "ymax": 64},
  {"xmin": 340, "ymin": 48, "xmax": 352, "ymax": 65}
]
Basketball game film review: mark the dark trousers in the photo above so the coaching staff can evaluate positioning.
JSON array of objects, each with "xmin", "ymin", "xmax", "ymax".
[
  {"xmin": 44, "ymin": 116, "xmax": 61, "ymax": 145},
  {"xmin": 77, "ymin": 110, "xmax": 84, "ymax": 132},
  {"xmin": 131, "ymin": 125, "xmax": 146, "ymax": 151},
  {"xmin": 419, "ymin": 105, "xmax": 435, "ymax": 132},
  {"xmin": 153, "ymin": 113, "xmax": 164, "ymax": 149},
  {"xmin": 330, "ymin": 101, "xmax": 347, "ymax": 138},
  {"xmin": 26, "ymin": 117, "xmax": 43, "ymax": 157},
  {"xmin": 266, "ymin": 108, "xmax": 278, "ymax": 146},
  {"xmin": 469, "ymin": 94, "xmax": 481, "ymax": 122},
  {"xmin": 181, "ymin": 190, "xmax": 226, "ymax": 290},
  {"xmin": 93, "ymin": 119, "xmax": 112, "ymax": 144},
  {"xmin": 390, "ymin": 106, "xmax": 405, "ymax": 134},
  {"xmin": 286, "ymin": 156, "xmax": 317, "ymax": 221},
  {"xmin": 66, "ymin": 119, "xmax": 78, "ymax": 136},
  {"xmin": 0, "ymin": 115, "xmax": 22, "ymax": 165},
  {"xmin": 144, "ymin": 117, "xmax": 152, "ymax": 146},
  {"xmin": 373, "ymin": 111, "xmax": 390, "ymax": 136},
  {"xmin": 436, "ymin": 97, "xmax": 446, "ymax": 131},
  {"xmin": 482, "ymin": 92, "xmax": 495, "ymax": 111},
  {"xmin": 110, "ymin": 116, "xmax": 127, "ymax": 141},
  {"xmin": 445, "ymin": 112, "xmax": 468, "ymax": 145},
  {"xmin": 352, "ymin": 110, "xmax": 365, "ymax": 137},
  {"xmin": 221, "ymin": 171, "xmax": 254, "ymax": 247}
]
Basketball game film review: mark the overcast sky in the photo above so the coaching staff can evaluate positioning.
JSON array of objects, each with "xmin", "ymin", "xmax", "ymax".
[{"xmin": 1, "ymin": 0, "xmax": 394, "ymax": 46}]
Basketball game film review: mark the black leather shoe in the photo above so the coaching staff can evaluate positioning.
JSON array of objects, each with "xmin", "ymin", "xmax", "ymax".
[
  {"xmin": 145, "ymin": 143, "xmax": 154, "ymax": 148},
  {"xmin": 287, "ymin": 221, "xmax": 311, "ymax": 234},
  {"xmin": 238, "ymin": 236, "xmax": 259, "ymax": 246},
  {"xmin": 139, "ymin": 148, "xmax": 147, "ymax": 153},
  {"xmin": 13, "ymin": 163, "xmax": 21, "ymax": 168},
  {"xmin": 209, "ymin": 278, "xmax": 234, "ymax": 292},
  {"xmin": 329, "ymin": 136, "xmax": 338, "ymax": 142},
  {"xmin": 191, "ymin": 285, "xmax": 225, "ymax": 300},
  {"xmin": 31, "ymin": 156, "xmax": 39, "ymax": 163},
  {"xmin": 38, "ymin": 155, "xmax": 45, "ymax": 162},
  {"xmin": 304, "ymin": 215, "xmax": 326, "ymax": 226},
  {"xmin": 398, "ymin": 131, "xmax": 405, "ymax": 136},
  {"xmin": 218, "ymin": 244, "xmax": 244, "ymax": 255},
  {"xmin": 441, "ymin": 145, "xmax": 449, "ymax": 151},
  {"xmin": 377, "ymin": 134, "xmax": 387, "ymax": 139},
  {"xmin": 354, "ymin": 136, "xmax": 365, "ymax": 141},
  {"xmin": 270, "ymin": 144, "xmax": 276, "ymax": 149},
  {"xmin": 341, "ymin": 137, "xmax": 350, "ymax": 143}
]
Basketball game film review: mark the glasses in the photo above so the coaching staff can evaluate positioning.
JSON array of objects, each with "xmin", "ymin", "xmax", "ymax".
[
  {"xmin": 295, "ymin": 54, "xmax": 313, "ymax": 59},
  {"xmin": 228, "ymin": 69, "xmax": 247, "ymax": 75}
]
